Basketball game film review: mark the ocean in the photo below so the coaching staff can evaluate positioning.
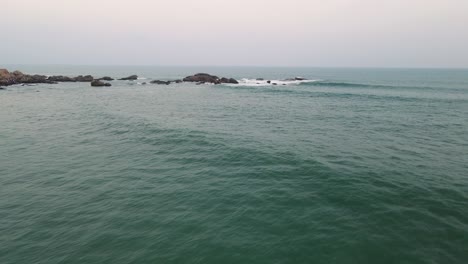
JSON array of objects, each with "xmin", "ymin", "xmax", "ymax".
[{"xmin": 1, "ymin": 66, "xmax": 467, "ymax": 263}]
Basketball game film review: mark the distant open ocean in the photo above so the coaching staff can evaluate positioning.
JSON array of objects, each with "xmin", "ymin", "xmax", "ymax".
[{"xmin": 1, "ymin": 66, "xmax": 467, "ymax": 264}]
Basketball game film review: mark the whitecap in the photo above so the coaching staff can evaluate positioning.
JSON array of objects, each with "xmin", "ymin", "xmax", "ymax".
[{"xmin": 226, "ymin": 78, "xmax": 319, "ymax": 87}]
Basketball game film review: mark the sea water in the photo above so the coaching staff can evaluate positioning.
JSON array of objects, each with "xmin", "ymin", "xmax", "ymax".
[{"xmin": 1, "ymin": 66, "xmax": 467, "ymax": 263}]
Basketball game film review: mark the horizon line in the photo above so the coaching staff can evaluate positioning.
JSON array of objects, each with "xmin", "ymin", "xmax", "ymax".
[{"xmin": 2, "ymin": 63, "xmax": 468, "ymax": 70}]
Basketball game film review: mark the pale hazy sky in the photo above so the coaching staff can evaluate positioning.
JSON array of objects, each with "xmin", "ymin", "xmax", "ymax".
[{"xmin": 3, "ymin": 0, "xmax": 468, "ymax": 67}]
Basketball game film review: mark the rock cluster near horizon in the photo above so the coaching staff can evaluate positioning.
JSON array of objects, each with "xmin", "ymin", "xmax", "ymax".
[
  {"xmin": 183, "ymin": 73, "xmax": 239, "ymax": 84},
  {"xmin": 4, "ymin": 69, "xmax": 311, "ymax": 89}
]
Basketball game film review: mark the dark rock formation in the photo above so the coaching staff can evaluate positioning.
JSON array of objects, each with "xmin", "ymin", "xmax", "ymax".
[
  {"xmin": 219, "ymin": 77, "xmax": 239, "ymax": 84},
  {"xmin": 256, "ymin": 78, "xmax": 264, "ymax": 81},
  {"xmin": 150, "ymin": 80, "xmax": 171, "ymax": 85},
  {"xmin": 74, "ymin": 75, "xmax": 94, "ymax": 82},
  {"xmin": 48, "ymin": 75, "xmax": 76, "ymax": 82},
  {"xmin": 91, "ymin": 80, "xmax": 111, "ymax": 87},
  {"xmin": 183, "ymin": 73, "xmax": 238, "ymax": 84},
  {"xmin": 183, "ymin": 73, "xmax": 220, "ymax": 83},
  {"xmin": 0, "ymin": 69, "xmax": 55, "ymax": 86},
  {"xmin": 97, "ymin": 76, "xmax": 114, "ymax": 81},
  {"xmin": 119, "ymin": 75, "xmax": 138, "ymax": 81},
  {"xmin": 227, "ymin": 78, "xmax": 239, "ymax": 84}
]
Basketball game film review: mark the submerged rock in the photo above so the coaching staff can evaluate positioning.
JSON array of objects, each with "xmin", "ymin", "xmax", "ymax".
[
  {"xmin": 90, "ymin": 80, "xmax": 111, "ymax": 87},
  {"xmin": 97, "ymin": 76, "xmax": 114, "ymax": 81},
  {"xmin": 119, "ymin": 75, "xmax": 138, "ymax": 81},
  {"xmin": 150, "ymin": 80, "xmax": 171, "ymax": 85},
  {"xmin": 284, "ymin": 77, "xmax": 307, "ymax": 81}
]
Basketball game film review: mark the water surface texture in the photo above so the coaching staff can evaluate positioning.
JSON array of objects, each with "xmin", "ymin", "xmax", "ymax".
[{"xmin": 1, "ymin": 66, "xmax": 467, "ymax": 263}]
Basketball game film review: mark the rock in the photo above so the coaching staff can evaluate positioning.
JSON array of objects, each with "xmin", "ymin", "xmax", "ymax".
[
  {"xmin": 272, "ymin": 83, "xmax": 278, "ymax": 85},
  {"xmin": 150, "ymin": 80, "xmax": 171, "ymax": 85},
  {"xmin": 119, "ymin": 75, "xmax": 138, "ymax": 81},
  {"xmin": 97, "ymin": 76, "xmax": 114, "ymax": 81},
  {"xmin": 267, "ymin": 80, "xmax": 271, "ymax": 84},
  {"xmin": 183, "ymin": 73, "xmax": 219, "ymax": 83},
  {"xmin": 1, "ymin": 69, "xmax": 57, "ymax": 86},
  {"xmin": 256, "ymin": 78, "xmax": 264, "ymax": 81},
  {"xmin": 48, "ymin": 75, "xmax": 76, "ymax": 82},
  {"xmin": 219, "ymin": 77, "xmax": 239, "ymax": 84},
  {"xmin": 174, "ymin": 79, "xmax": 182, "ymax": 83},
  {"xmin": 0, "ymin": 69, "xmax": 15, "ymax": 86},
  {"xmin": 142, "ymin": 82, "xmax": 147, "ymax": 85},
  {"xmin": 91, "ymin": 80, "xmax": 111, "ymax": 87},
  {"xmin": 183, "ymin": 73, "xmax": 238, "ymax": 84},
  {"xmin": 74, "ymin": 75, "xmax": 94, "ymax": 82},
  {"xmin": 0, "ymin": 69, "xmax": 9, "ymax": 78}
]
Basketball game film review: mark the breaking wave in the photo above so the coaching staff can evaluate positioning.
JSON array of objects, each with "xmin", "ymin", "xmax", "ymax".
[{"xmin": 229, "ymin": 78, "xmax": 319, "ymax": 87}]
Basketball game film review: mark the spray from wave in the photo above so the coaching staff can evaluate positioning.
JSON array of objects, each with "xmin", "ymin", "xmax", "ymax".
[{"xmin": 227, "ymin": 78, "xmax": 319, "ymax": 87}]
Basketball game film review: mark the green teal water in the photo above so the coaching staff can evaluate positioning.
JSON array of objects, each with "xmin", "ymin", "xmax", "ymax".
[{"xmin": 1, "ymin": 66, "xmax": 467, "ymax": 263}]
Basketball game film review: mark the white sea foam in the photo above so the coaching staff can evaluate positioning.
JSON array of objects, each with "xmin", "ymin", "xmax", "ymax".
[{"xmin": 227, "ymin": 78, "xmax": 318, "ymax": 87}]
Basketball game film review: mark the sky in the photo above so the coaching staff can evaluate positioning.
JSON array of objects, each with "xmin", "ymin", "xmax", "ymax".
[{"xmin": 2, "ymin": 0, "xmax": 468, "ymax": 67}]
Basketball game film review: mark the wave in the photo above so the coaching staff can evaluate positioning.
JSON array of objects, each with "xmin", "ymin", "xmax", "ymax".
[
  {"xmin": 226, "ymin": 79, "xmax": 431, "ymax": 90},
  {"xmin": 298, "ymin": 81, "xmax": 462, "ymax": 91},
  {"xmin": 227, "ymin": 78, "xmax": 319, "ymax": 87},
  {"xmin": 225, "ymin": 79, "xmax": 396, "ymax": 89}
]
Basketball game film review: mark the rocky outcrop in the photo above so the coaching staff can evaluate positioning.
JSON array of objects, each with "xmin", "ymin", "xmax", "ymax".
[
  {"xmin": 150, "ymin": 79, "xmax": 183, "ymax": 85},
  {"xmin": 74, "ymin": 75, "xmax": 94, "ymax": 82},
  {"xmin": 1, "ymin": 69, "xmax": 275, "ymax": 89},
  {"xmin": 183, "ymin": 73, "xmax": 238, "ymax": 84},
  {"xmin": 219, "ymin": 77, "xmax": 239, "ymax": 84},
  {"xmin": 0, "ymin": 69, "xmax": 55, "ymax": 86},
  {"xmin": 119, "ymin": 75, "xmax": 138, "ymax": 81},
  {"xmin": 183, "ymin": 73, "xmax": 219, "ymax": 83},
  {"xmin": 47, "ymin": 75, "xmax": 98, "ymax": 82},
  {"xmin": 47, "ymin": 76, "xmax": 76, "ymax": 82},
  {"xmin": 90, "ymin": 80, "xmax": 111, "ymax": 87},
  {"xmin": 150, "ymin": 80, "xmax": 171, "ymax": 85}
]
